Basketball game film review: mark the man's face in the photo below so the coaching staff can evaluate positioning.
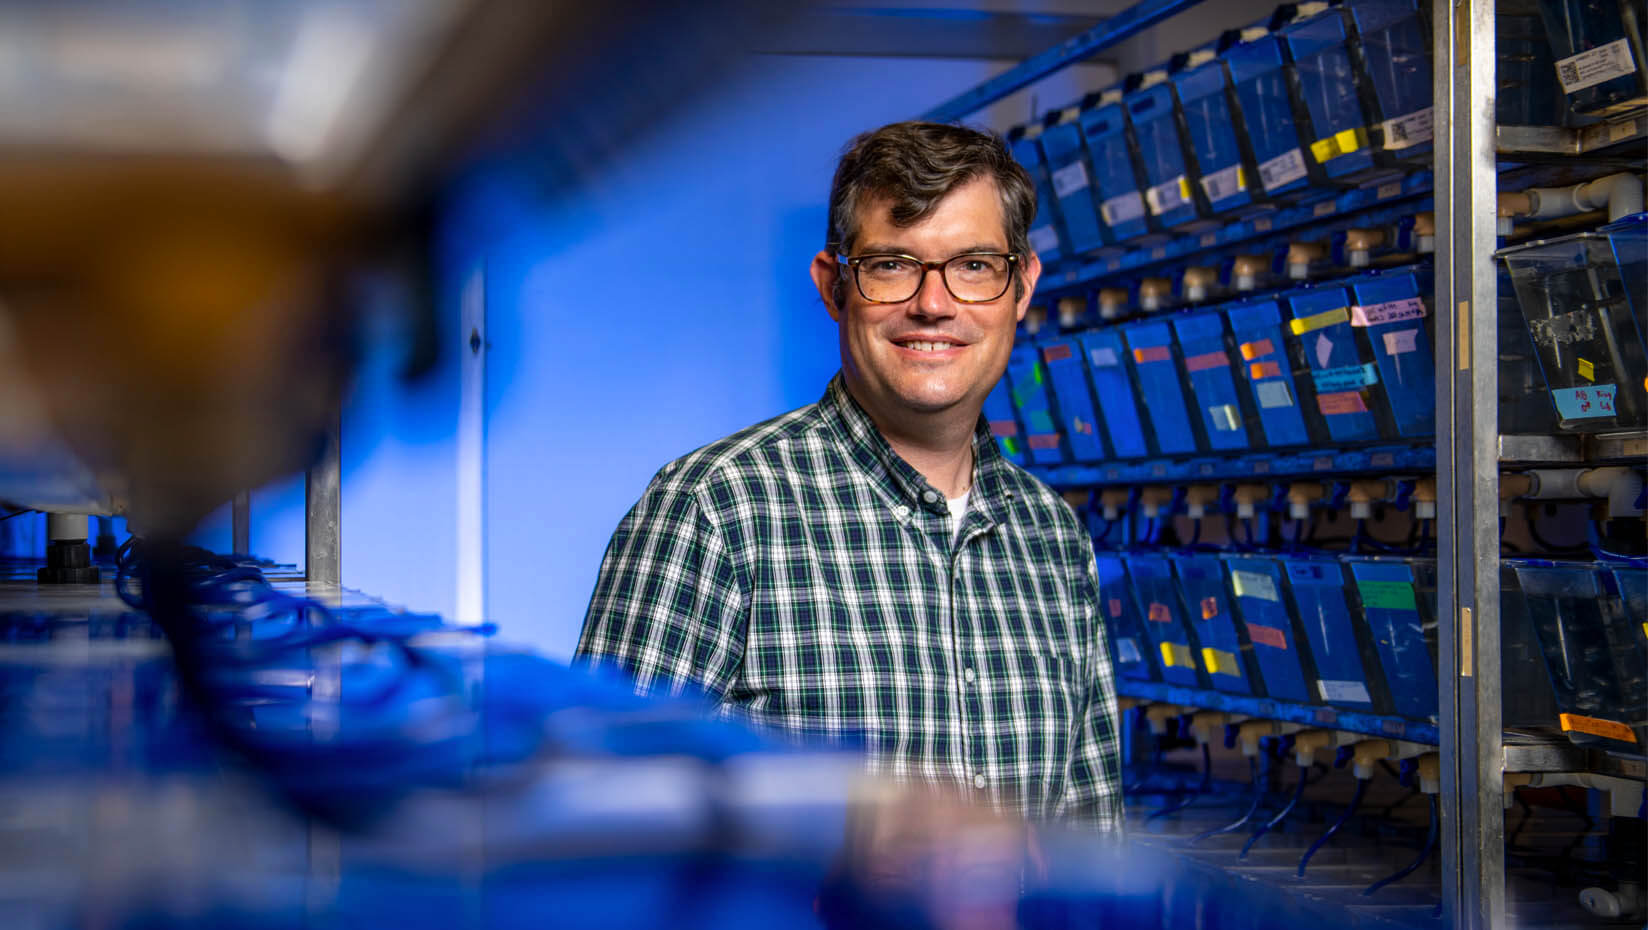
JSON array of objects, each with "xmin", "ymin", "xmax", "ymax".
[{"xmin": 811, "ymin": 176, "xmax": 1040, "ymax": 428}]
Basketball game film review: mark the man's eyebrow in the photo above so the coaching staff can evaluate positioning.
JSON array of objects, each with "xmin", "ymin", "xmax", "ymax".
[{"xmin": 854, "ymin": 243, "xmax": 1009, "ymax": 256}]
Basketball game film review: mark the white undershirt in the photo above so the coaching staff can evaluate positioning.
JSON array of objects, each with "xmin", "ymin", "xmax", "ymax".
[{"xmin": 947, "ymin": 489, "xmax": 972, "ymax": 542}]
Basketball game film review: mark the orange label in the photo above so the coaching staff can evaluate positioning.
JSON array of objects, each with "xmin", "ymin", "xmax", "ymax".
[
  {"xmin": 1200, "ymin": 596, "xmax": 1220, "ymax": 619},
  {"xmin": 1132, "ymin": 345, "xmax": 1172, "ymax": 364},
  {"xmin": 1041, "ymin": 343, "xmax": 1073, "ymax": 362},
  {"xmin": 1559, "ymin": 713, "xmax": 1638, "ymax": 744},
  {"xmin": 1250, "ymin": 361, "xmax": 1282, "ymax": 380},
  {"xmin": 1246, "ymin": 623, "xmax": 1288, "ymax": 650},
  {"xmin": 1108, "ymin": 598, "xmax": 1122, "ymax": 618},
  {"xmin": 1240, "ymin": 338, "xmax": 1276, "ymax": 360},
  {"xmin": 1147, "ymin": 602, "xmax": 1172, "ymax": 623}
]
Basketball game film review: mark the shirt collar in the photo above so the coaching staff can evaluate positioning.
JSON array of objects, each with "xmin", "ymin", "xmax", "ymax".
[{"xmin": 820, "ymin": 373, "xmax": 1016, "ymax": 520}]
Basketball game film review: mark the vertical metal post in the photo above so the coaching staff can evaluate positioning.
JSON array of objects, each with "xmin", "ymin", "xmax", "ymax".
[
  {"xmin": 456, "ymin": 264, "xmax": 487, "ymax": 625},
  {"xmin": 305, "ymin": 408, "xmax": 342, "ymax": 587},
  {"xmin": 231, "ymin": 491, "xmax": 250, "ymax": 555},
  {"xmin": 1433, "ymin": 1, "xmax": 1504, "ymax": 927}
]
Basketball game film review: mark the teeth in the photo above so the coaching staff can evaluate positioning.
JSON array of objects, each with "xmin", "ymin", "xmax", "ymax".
[{"xmin": 903, "ymin": 341, "xmax": 955, "ymax": 352}]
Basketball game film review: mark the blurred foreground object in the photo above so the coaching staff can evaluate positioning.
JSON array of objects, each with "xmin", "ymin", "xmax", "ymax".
[{"xmin": 0, "ymin": 0, "xmax": 805, "ymax": 535}]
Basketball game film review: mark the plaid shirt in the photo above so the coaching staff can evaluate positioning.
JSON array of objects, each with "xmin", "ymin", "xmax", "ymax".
[{"xmin": 576, "ymin": 375, "xmax": 1123, "ymax": 829}]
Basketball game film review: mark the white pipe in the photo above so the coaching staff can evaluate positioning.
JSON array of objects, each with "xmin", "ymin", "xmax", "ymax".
[{"xmin": 1520, "ymin": 173, "xmax": 1645, "ymax": 223}]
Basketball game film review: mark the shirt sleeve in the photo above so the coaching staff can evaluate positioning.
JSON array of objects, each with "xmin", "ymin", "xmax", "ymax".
[
  {"xmin": 1056, "ymin": 534, "xmax": 1126, "ymax": 832},
  {"xmin": 575, "ymin": 474, "xmax": 747, "ymax": 700}
]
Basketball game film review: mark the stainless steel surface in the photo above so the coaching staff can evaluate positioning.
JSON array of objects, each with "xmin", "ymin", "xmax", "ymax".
[
  {"xmin": 304, "ymin": 409, "xmax": 341, "ymax": 587},
  {"xmin": 1497, "ymin": 434, "xmax": 1581, "ymax": 463},
  {"xmin": 1497, "ymin": 112, "xmax": 1647, "ymax": 155},
  {"xmin": 920, "ymin": 0, "xmax": 1206, "ymax": 121},
  {"xmin": 1434, "ymin": 0, "xmax": 1505, "ymax": 926},
  {"xmin": 1591, "ymin": 431, "xmax": 1648, "ymax": 462}
]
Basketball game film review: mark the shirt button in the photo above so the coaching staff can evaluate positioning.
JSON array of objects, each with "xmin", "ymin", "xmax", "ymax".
[
  {"xmin": 922, "ymin": 490, "xmax": 939, "ymax": 503},
  {"xmin": 973, "ymin": 773, "xmax": 987, "ymax": 789},
  {"xmin": 963, "ymin": 666, "xmax": 977, "ymax": 683},
  {"xmin": 894, "ymin": 504, "xmax": 910, "ymax": 518}
]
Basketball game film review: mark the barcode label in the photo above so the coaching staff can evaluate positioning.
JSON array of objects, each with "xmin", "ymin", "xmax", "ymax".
[
  {"xmin": 1318, "ymin": 679, "xmax": 1372, "ymax": 704},
  {"xmin": 1028, "ymin": 225, "xmax": 1061, "ymax": 255},
  {"xmin": 1051, "ymin": 160, "xmax": 1091, "ymax": 197},
  {"xmin": 1099, "ymin": 191, "xmax": 1146, "ymax": 225},
  {"xmin": 1145, "ymin": 175, "xmax": 1191, "ymax": 215},
  {"xmin": 1199, "ymin": 163, "xmax": 1246, "ymax": 202},
  {"xmin": 1258, "ymin": 148, "xmax": 1308, "ymax": 191},
  {"xmin": 1380, "ymin": 107, "xmax": 1434, "ymax": 150},
  {"xmin": 1556, "ymin": 39, "xmax": 1636, "ymax": 94}
]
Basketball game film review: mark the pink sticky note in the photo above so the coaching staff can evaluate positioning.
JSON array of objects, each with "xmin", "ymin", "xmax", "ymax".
[{"xmin": 1382, "ymin": 328, "xmax": 1420, "ymax": 355}]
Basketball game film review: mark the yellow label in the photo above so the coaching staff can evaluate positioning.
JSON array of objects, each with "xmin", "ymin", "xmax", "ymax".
[
  {"xmin": 1289, "ymin": 307, "xmax": 1350, "ymax": 335},
  {"xmin": 1578, "ymin": 358, "xmax": 1595, "ymax": 382},
  {"xmin": 1559, "ymin": 713, "xmax": 1638, "ymax": 744},
  {"xmin": 1235, "ymin": 166, "xmax": 1248, "ymax": 191},
  {"xmin": 1310, "ymin": 126, "xmax": 1368, "ymax": 163},
  {"xmin": 1160, "ymin": 641, "xmax": 1196, "ymax": 669},
  {"xmin": 1178, "ymin": 175, "xmax": 1192, "ymax": 201},
  {"xmin": 1201, "ymin": 647, "xmax": 1242, "ymax": 677}
]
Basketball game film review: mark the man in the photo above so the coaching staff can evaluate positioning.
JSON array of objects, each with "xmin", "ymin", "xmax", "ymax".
[{"xmin": 576, "ymin": 121, "xmax": 1122, "ymax": 829}]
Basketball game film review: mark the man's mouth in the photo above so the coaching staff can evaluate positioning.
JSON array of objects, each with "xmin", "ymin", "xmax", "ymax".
[{"xmin": 892, "ymin": 337, "xmax": 966, "ymax": 353}]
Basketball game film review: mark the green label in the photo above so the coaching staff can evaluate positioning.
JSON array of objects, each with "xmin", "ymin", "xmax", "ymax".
[{"xmin": 1357, "ymin": 580, "xmax": 1417, "ymax": 611}]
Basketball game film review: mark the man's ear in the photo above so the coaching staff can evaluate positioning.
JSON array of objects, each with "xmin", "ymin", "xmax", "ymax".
[
  {"xmin": 1014, "ymin": 250, "xmax": 1042, "ymax": 323},
  {"xmin": 811, "ymin": 250, "xmax": 844, "ymax": 322}
]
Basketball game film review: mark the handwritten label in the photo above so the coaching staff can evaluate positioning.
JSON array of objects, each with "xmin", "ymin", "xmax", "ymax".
[
  {"xmin": 1318, "ymin": 390, "xmax": 1369, "ymax": 415},
  {"xmin": 1318, "ymin": 679, "xmax": 1372, "ymax": 704},
  {"xmin": 1351, "ymin": 297, "xmax": 1427, "ymax": 327},
  {"xmin": 1051, "ymin": 159, "xmax": 1091, "ymax": 197},
  {"xmin": 1184, "ymin": 350, "xmax": 1230, "ymax": 372},
  {"xmin": 1245, "ymin": 623, "xmax": 1288, "ymax": 650},
  {"xmin": 1383, "ymin": 328, "xmax": 1420, "ymax": 356},
  {"xmin": 1231, "ymin": 569, "xmax": 1280, "ymax": 602},
  {"xmin": 1255, "ymin": 379, "xmax": 1294, "ymax": 409},
  {"xmin": 1552, "ymin": 384, "xmax": 1617, "ymax": 420},
  {"xmin": 1240, "ymin": 338, "xmax": 1276, "ymax": 360},
  {"xmin": 1132, "ymin": 345, "xmax": 1173, "ymax": 364},
  {"xmin": 1559, "ymin": 713, "xmax": 1638, "ymax": 743}
]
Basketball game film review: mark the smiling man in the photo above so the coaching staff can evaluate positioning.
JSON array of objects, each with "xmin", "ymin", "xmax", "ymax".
[{"xmin": 576, "ymin": 121, "xmax": 1122, "ymax": 830}]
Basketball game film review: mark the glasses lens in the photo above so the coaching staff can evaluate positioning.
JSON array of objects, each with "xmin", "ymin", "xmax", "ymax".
[
  {"xmin": 856, "ymin": 256, "xmax": 923, "ymax": 302},
  {"xmin": 943, "ymin": 254, "xmax": 1012, "ymax": 302}
]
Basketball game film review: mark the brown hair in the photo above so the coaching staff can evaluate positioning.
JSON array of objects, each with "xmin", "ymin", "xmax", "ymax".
[{"xmin": 824, "ymin": 121, "xmax": 1035, "ymax": 304}]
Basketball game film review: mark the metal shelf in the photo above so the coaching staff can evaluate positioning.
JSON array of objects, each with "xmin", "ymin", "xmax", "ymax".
[
  {"xmin": 1497, "ymin": 110, "xmax": 1648, "ymax": 156},
  {"xmin": 1032, "ymin": 443, "xmax": 1434, "ymax": 489},
  {"xmin": 1117, "ymin": 680, "xmax": 1440, "ymax": 744},
  {"xmin": 1498, "ymin": 431, "xmax": 1648, "ymax": 464}
]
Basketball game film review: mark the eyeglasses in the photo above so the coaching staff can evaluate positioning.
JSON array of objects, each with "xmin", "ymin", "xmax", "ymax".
[{"xmin": 837, "ymin": 251, "xmax": 1019, "ymax": 304}]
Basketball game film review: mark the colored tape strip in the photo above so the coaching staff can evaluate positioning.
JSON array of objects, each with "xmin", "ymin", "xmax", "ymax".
[{"xmin": 1289, "ymin": 307, "xmax": 1351, "ymax": 335}]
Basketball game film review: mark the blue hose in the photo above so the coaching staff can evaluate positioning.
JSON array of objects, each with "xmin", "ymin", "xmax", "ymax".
[
  {"xmin": 1297, "ymin": 776, "xmax": 1368, "ymax": 877},
  {"xmin": 1241, "ymin": 762, "xmax": 1309, "ymax": 858},
  {"xmin": 1363, "ymin": 794, "xmax": 1438, "ymax": 895}
]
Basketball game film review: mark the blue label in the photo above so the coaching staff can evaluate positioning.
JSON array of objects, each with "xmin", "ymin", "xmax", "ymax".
[
  {"xmin": 1312, "ymin": 362, "xmax": 1380, "ymax": 393},
  {"xmin": 1552, "ymin": 384, "xmax": 1617, "ymax": 420}
]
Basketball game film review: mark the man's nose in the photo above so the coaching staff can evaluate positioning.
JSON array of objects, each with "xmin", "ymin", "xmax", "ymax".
[{"xmin": 912, "ymin": 266, "xmax": 957, "ymax": 318}]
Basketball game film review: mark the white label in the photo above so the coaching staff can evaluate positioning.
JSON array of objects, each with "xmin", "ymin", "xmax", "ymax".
[
  {"xmin": 1258, "ymin": 147, "xmax": 1308, "ymax": 191},
  {"xmin": 1116, "ymin": 637, "xmax": 1144, "ymax": 664},
  {"xmin": 1100, "ymin": 191, "xmax": 1146, "ymax": 225},
  {"xmin": 1315, "ymin": 333, "xmax": 1335, "ymax": 369},
  {"xmin": 1313, "ymin": 200, "xmax": 1336, "ymax": 217},
  {"xmin": 1256, "ymin": 379, "xmax": 1294, "ymax": 409},
  {"xmin": 1382, "ymin": 327, "xmax": 1420, "ymax": 356},
  {"xmin": 1200, "ymin": 163, "xmax": 1246, "ymax": 202},
  {"xmin": 1231, "ymin": 569, "xmax": 1280, "ymax": 602},
  {"xmin": 1379, "ymin": 107, "xmax": 1434, "ymax": 150},
  {"xmin": 1318, "ymin": 679, "xmax": 1372, "ymax": 704},
  {"xmin": 1145, "ymin": 175, "xmax": 1190, "ymax": 215},
  {"xmin": 1029, "ymin": 225, "xmax": 1061, "ymax": 255},
  {"xmin": 1556, "ymin": 38, "xmax": 1637, "ymax": 95},
  {"xmin": 1090, "ymin": 346, "xmax": 1120, "ymax": 368},
  {"xmin": 1351, "ymin": 297, "xmax": 1427, "ymax": 326},
  {"xmin": 1208, "ymin": 404, "xmax": 1242, "ymax": 431},
  {"xmin": 1052, "ymin": 160, "xmax": 1091, "ymax": 197}
]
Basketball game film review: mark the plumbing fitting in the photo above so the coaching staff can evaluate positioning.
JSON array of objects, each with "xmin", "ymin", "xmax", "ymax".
[
  {"xmin": 1285, "ymin": 481, "xmax": 1326, "ymax": 520},
  {"xmin": 1056, "ymin": 296, "xmax": 1086, "ymax": 330},
  {"xmin": 1345, "ymin": 479, "xmax": 1394, "ymax": 520},
  {"xmin": 1503, "ymin": 173, "xmax": 1645, "ymax": 225},
  {"xmin": 1237, "ymin": 720, "xmax": 1302, "ymax": 757},
  {"xmin": 1520, "ymin": 772, "xmax": 1648, "ymax": 818},
  {"xmin": 1285, "ymin": 241, "xmax": 1326, "ymax": 280},
  {"xmin": 38, "ymin": 512, "xmax": 100, "ymax": 584},
  {"xmin": 1343, "ymin": 227, "xmax": 1387, "ymax": 268},
  {"xmin": 1416, "ymin": 753, "xmax": 1440, "ymax": 794},
  {"xmin": 1413, "ymin": 211, "xmax": 1436, "ymax": 253},
  {"xmin": 1184, "ymin": 484, "xmax": 1221, "ymax": 519},
  {"xmin": 1190, "ymin": 711, "xmax": 1244, "ymax": 746},
  {"xmin": 1143, "ymin": 703, "xmax": 1187, "ymax": 735},
  {"xmin": 1097, "ymin": 287, "xmax": 1130, "ymax": 320},
  {"xmin": 1413, "ymin": 476, "xmax": 1437, "ymax": 520},
  {"xmin": 1099, "ymin": 488, "xmax": 1131, "ymax": 521},
  {"xmin": 1182, "ymin": 266, "xmax": 1219, "ymax": 303},
  {"xmin": 1349, "ymin": 739, "xmax": 1429, "ymax": 780},
  {"xmin": 1139, "ymin": 487, "xmax": 1176, "ymax": 519},
  {"xmin": 1293, "ymin": 729, "xmax": 1358, "ymax": 767},
  {"xmin": 1138, "ymin": 277, "xmax": 1173, "ymax": 313},
  {"xmin": 1523, "ymin": 466, "xmax": 1646, "ymax": 518},
  {"xmin": 1500, "ymin": 472, "xmax": 1535, "ymax": 517},
  {"xmin": 1231, "ymin": 254, "xmax": 1269, "ymax": 291},
  {"xmin": 1231, "ymin": 484, "xmax": 1269, "ymax": 519}
]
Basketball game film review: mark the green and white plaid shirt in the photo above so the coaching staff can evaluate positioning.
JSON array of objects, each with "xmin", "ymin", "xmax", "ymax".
[{"xmin": 576, "ymin": 375, "xmax": 1123, "ymax": 829}]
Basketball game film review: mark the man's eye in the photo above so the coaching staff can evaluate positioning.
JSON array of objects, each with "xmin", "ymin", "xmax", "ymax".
[{"xmin": 870, "ymin": 260, "xmax": 909, "ymax": 273}]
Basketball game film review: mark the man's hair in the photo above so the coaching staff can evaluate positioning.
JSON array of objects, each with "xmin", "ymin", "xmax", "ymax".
[{"xmin": 824, "ymin": 121, "xmax": 1036, "ymax": 305}]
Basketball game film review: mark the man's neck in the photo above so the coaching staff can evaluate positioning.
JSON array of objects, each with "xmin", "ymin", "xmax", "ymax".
[{"xmin": 848, "ymin": 387, "xmax": 978, "ymax": 498}]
